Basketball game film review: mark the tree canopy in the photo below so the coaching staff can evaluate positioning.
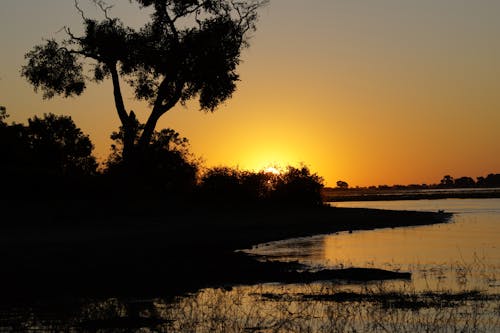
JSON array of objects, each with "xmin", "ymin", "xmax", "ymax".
[
  {"xmin": 0, "ymin": 106, "xmax": 7, "ymax": 127},
  {"xmin": 0, "ymin": 112, "xmax": 97, "ymax": 197},
  {"xmin": 22, "ymin": 0, "xmax": 267, "ymax": 160},
  {"xmin": 104, "ymin": 116, "xmax": 199, "ymax": 197},
  {"xmin": 26, "ymin": 113, "xmax": 98, "ymax": 177}
]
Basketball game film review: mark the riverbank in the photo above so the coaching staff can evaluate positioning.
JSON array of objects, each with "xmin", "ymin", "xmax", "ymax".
[
  {"xmin": 323, "ymin": 187, "xmax": 500, "ymax": 202},
  {"xmin": 0, "ymin": 200, "xmax": 452, "ymax": 303}
]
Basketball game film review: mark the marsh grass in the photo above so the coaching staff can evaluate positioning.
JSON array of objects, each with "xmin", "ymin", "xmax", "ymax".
[
  {"xmin": 2, "ymin": 251, "xmax": 498, "ymax": 332},
  {"xmin": 2, "ymin": 280, "xmax": 499, "ymax": 333}
]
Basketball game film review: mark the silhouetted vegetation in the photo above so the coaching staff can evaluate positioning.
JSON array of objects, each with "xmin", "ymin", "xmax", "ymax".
[
  {"xmin": 324, "ymin": 173, "xmax": 500, "ymax": 201},
  {"xmin": 0, "ymin": 105, "xmax": 6, "ymax": 125},
  {"xmin": 22, "ymin": 0, "xmax": 267, "ymax": 164},
  {"xmin": 336, "ymin": 180, "xmax": 349, "ymax": 189},
  {"xmin": 1, "ymin": 109, "xmax": 325, "ymax": 207},
  {"xmin": 0, "ymin": 112, "xmax": 97, "ymax": 198},
  {"xmin": 199, "ymin": 165, "xmax": 324, "ymax": 207},
  {"xmin": 103, "ymin": 116, "xmax": 199, "ymax": 200},
  {"xmin": 328, "ymin": 173, "xmax": 500, "ymax": 193}
]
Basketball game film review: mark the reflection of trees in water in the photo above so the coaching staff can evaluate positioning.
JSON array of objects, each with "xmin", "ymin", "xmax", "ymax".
[{"xmin": 4, "ymin": 284, "xmax": 499, "ymax": 333}]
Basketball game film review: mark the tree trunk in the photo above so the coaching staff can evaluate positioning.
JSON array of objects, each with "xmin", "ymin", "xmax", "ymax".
[
  {"xmin": 122, "ymin": 113, "xmax": 137, "ymax": 163},
  {"xmin": 109, "ymin": 64, "xmax": 136, "ymax": 162},
  {"xmin": 138, "ymin": 110, "xmax": 161, "ymax": 151}
]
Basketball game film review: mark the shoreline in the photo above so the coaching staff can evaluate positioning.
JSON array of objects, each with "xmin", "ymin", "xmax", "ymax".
[
  {"xmin": 322, "ymin": 187, "xmax": 500, "ymax": 202},
  {"xmin": 0, "ymin": 201, "xmax": 452, "ymax": 304}
]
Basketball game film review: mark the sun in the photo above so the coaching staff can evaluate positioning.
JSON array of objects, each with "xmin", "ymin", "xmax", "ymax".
[{"xmin": 263, "ymin": 166, "xmax": 282, "ymax": 175}]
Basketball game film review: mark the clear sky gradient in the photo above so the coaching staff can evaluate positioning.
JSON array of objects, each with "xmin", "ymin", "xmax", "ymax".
[{"xmin": 1, "ymin": 0, "xmax": 499, "ymax": 186}]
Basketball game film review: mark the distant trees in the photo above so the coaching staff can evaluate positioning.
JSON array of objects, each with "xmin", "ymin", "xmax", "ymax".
[
  {"xmin": 327, "ymin": 173, "xmax": 500, "ymax": 192},
  {"xmin": 22, "ymin": 0, "xmax": 267, "ymax": 163},
  {"xmin": 0, "ymin": 106, "xmax": 6, "ymax": 122},
  {"xmin": 440, "ymin": 175, "xmax": 454, "ymax": 188},
  {"xmin": 477, "ymin": 174, "xmax": 500, "ymax": 188},
  {"xmin": 336, "ymin": 180, "xmax": 349, "ymax": 189},
  {"xmin": 454, "ymin": 176, "xmax": 475, "ymax": 188},
  {"xmin": 438, "ymin": 174, "xmax": 500, "ymax": 188}
]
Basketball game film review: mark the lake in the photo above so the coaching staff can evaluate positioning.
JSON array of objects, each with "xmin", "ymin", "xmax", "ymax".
[
  {"xmin": 170, "ymin": 198, "xmax": 500, "ymax": 332},
  {"xmin": 2, "ymin": 198, "xmax": 499, "ymax": 332},
  {"xmin": 247, "ymin": 198, "xmax": 500, "ymax": 293}
]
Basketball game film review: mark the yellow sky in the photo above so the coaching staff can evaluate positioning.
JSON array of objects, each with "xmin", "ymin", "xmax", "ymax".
[{"xmin": 1, "ymin": 0, "xmax": 499, "ymax": 186}]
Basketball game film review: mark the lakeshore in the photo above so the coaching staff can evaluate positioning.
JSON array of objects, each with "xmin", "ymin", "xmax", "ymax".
[
  {"xmin": 0, "ymin": 200, "xmax": 452, "ymax": 303},
  {"xmin": 322, "ymin": 187, "xmax": 500, "ymax": 202}
]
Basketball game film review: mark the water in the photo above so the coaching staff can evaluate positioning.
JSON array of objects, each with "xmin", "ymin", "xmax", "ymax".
[
  {"xmin": 248, "ymin": 198, "xmax": 500, "ymax": 293},
  {"xmin": 3, "ymin": 198, "xmax": 499, "ymax": 332}
]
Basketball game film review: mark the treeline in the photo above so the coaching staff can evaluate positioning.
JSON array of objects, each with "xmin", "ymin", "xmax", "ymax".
[
  {"xmin": 0, "ymin": 110, "xmax": 323, "ymax": 207},
  {"xmin": 437, "ymin": 174, "xmax": 500, "ymax": 188},
  {"xmin": 333, "ymin": 174, "xmax": 500, "ymax": 191}
]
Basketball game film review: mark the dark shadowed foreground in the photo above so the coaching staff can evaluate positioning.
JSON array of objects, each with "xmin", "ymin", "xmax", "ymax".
[{"xmin": 0, "ymin": 200, "xmax": 451, "ymax": 303}]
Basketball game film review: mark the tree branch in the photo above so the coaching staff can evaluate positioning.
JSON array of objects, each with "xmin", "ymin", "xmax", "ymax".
[
  {"xmin": 171, "ymin": 1, "xmax": 210, "ymax": 22},
  {"xmin": 92, "ymin": 0, "xmax": 114, "ymax": 20},
  {"xmin": 74, "ymin": 0, "xmax": 88, "ymax": 21},
  {"xmin": 138, "ymin": 78, "xmax": 184, "ymax": 149},
  {"xmin": 109, "ymin": 64, "xmax": 130, "ymax": 126},
  {"xmin": 162, "ymin": 6, "xmax": 180, "ymax": 41}
]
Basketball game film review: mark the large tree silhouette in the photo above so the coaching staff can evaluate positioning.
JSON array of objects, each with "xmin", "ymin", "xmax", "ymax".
[{"xmin": 22, "ymin": 0, "xmax": 267, "ymax": 161}]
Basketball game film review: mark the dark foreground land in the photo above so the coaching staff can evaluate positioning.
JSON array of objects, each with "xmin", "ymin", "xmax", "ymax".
[{"xmin": 0, "ymin": 200, "xmax": 451, "ymax": 304}]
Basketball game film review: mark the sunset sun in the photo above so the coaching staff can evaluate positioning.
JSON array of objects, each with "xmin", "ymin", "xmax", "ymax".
[{"xmin": 263, "ymin": 166, "xmax": 282, "ymax": 175}]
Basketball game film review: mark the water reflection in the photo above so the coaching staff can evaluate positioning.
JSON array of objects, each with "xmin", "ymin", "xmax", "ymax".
[
  {"xmin": 248, "ymin": 199, "xmax": 500, "ymax": 293},
  {"xmin": 3, "ymin": 199, "xmax": 500, "ymax": 332},
  {"xmin": 3, "ymin": 284, "xmax": 499, "ymax": 333}
]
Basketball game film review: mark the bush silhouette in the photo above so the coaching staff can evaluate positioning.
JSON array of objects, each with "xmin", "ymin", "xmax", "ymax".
[
  {"xmin": 271, "ymin": 166, "xmax": 324, "ymax": 206},
  {"xmin": 0, "ymin": 112, "xmax": 97, "ymax": 197},
  {"xmin": 199, "ymin": 165, "xmax": 324, "ymax": 207},
  {"xmin": 104, "ymin": 119, "xmax": 198, "ymax": 199}
]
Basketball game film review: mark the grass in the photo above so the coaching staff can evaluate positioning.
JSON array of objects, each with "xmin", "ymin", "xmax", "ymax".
[
  {"xmin": 2, "ymin": 283, "xmax": 498, "ymax": 332},
  {"xmin": 0, "ymin": 199, "xmax": 464, "ymax": 332}
]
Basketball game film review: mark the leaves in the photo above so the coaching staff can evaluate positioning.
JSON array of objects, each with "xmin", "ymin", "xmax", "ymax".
[
  {"xmin": 22, "ymin": 0, "xmax": 267, "ymax": 150},
  {"xmin": 27, "ymin": 113, "xmax": 97, "ymax": 176},
  {"xmin": 22, "ymin": 40, "xmax": 86, "ymax": 99}
]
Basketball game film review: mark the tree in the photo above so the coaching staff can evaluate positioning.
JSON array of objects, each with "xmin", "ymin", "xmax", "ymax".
[
  {"xmin": 0, "ymin": 112, "xmax": 97, "ymax": 197},
  {"xmin": 454, "ymin": 176, "xmax": 475, "ymax": 188},
  {"xmin": 105, "ymin": 118, "xmax": 198, "ymax": 197},
  {"xmin": 22, "ymin": 0, "xmax": 267, "ymax": 162},
  {"xmin": 199, "ymin": 165, "xmax": 324, "ymax": 206},
  {"xmin": 440, "ymin": 175, "xmax": 454, "ymax": 188},
  {"xmin": 272, "ymin": 166, "xmax": 324, "ymax": 206},
  {"xmin": 0, "ymin": 106, "xmax": 7, "ymax": 127},
  {"xmin": 336, "ymin": 180, "xmax": 349, "ymax": 189},
  {"xmin": 26, "ymin": 113, "xmax": 98, "ymax": 177},
  {"xmin": 0, "ymin": 109, "xmax": 30, "ymax": 181},
  {"xmin": 483, "ymin": 174, "xmax": 500, "ymax": 187}
]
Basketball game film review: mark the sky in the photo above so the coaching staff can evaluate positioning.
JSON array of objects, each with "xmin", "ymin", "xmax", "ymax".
[{"xmin": 1, "ymin": 0, "xmax": 499, "ymax": 187}]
